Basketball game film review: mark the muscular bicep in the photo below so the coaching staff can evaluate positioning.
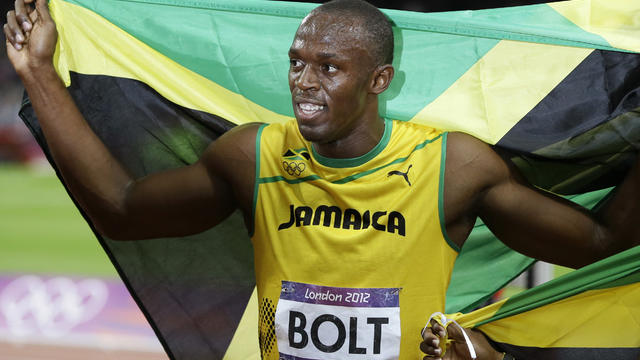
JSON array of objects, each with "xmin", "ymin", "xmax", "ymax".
[
  {"xmin": 445, "ymin": 133, "xmax": 606, "ymax": 268},
  {"xmin": 476, "ymin": 151, "xmax": 608, "ymax": 268},
  {"xmin": 101, "ymin": 123, "xmax": 261, "ymax": 240},
  {"xmin": 116, "ymin": 161, "xmax": 237, "ymax": 239},
  {"xmin": 478, "ymin": 173, "xmax": 606, "ymax": 268}
]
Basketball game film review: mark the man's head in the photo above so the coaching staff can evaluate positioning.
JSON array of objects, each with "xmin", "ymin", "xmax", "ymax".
[
  {"xmin": 310, "ymin": 0, "xmax": 394, "ymax": 67},
  {"xmin": 288, "ymin": 0, "xmax": 395, "ymax": 146}
]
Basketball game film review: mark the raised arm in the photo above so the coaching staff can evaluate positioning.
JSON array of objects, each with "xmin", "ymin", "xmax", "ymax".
[
  {"xmin": 4, "ymin": 0, "xmax": 259, "ymax": 240},
  {"xmin": 444, "ymin": 132, "xmax": 639, "ymax": 268}
]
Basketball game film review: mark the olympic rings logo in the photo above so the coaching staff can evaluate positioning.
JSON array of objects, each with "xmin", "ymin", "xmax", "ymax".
[
  {"xmin": 0, "ymin": 275, "xmax": 108, "ymax": 338},
  {"xmin": 283, "ymin": 161, "xmax": 306, "ymax": 176}
]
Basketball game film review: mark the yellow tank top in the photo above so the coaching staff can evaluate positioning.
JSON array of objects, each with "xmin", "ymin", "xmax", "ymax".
[{"xmin": 252, "ymin": 119, "xmax": 459, "ymax": 360}]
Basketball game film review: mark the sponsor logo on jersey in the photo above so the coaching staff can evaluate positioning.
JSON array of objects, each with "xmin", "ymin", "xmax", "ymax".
[
  {"xmin": 387, "ymin": 164, "xmax": 413, "ymax": 186},
  {"xmin": 278, "ymin": 205, "xmax": 406, "ymax": 236}
]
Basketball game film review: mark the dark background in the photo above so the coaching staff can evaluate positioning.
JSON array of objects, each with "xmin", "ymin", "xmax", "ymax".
[
  {"xmin": 0, "ymin": 0, "xmax": 553, "ymax": 15},
  {"xmin": 278, "ymin": 0, "xmax": 552, "ymax": 11}
]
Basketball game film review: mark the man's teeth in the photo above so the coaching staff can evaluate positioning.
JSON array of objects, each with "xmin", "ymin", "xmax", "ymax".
[{"xmin": 299, "ymin": 103, "xmax": 324, "ymax": 112}]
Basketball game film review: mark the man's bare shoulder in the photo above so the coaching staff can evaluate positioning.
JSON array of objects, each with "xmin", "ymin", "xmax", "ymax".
[
  {"xmin": 201, "ymin": 122, "xmax": 264, "ymax": 168},
  {"xmin": 445, "ymin": 131, "xmax": 511, "ymax": 190},
  {"xmin": 199, "ymin": 122, "xmax": 265, "ymax": 215},
  {"xmin": 442, "ymin": 132, "xmax": 516, "ymax": 246}
]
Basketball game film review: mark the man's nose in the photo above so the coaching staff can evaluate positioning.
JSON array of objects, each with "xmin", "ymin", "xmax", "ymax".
[{"xmin": 296, "ymin": 65, "xmax": 320, "ymax": 90}]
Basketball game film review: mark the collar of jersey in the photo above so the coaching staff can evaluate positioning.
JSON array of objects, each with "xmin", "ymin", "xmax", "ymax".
[{"xmin": 310, "ymin": 118, "xmax": 393, "ymax": 169}]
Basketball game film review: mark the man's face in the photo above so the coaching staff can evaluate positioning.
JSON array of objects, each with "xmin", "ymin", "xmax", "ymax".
[{"xmin": 288, "ymin": 12, "xmax": 377, "ymax": 144}]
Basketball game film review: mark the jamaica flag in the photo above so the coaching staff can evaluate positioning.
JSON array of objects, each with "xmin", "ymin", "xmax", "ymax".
[
  {"xmin": 451, "ymin": 245, "xmax": 640, "ymax": 359},
  {"xmin": 19, "ymin": 0, "xmax": 640, "ymax": 359}
]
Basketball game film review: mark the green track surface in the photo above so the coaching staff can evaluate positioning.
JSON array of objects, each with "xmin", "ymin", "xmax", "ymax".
[{"xmin": 0, "ymin": 164, "xmax": 118, "ymax": 277}]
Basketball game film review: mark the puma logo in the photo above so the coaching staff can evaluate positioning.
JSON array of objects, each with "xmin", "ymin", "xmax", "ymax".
[{"xmin": 387, "ymin": 165, "xmax": 412, "ymax": 186}]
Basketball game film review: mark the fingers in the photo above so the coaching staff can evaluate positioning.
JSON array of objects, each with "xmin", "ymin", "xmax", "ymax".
[
  {"xmin": 15, "ymin": 0, "xmax": 33, "ymax": 32},
  {"xmin": 6, "ymin": 0, "xmax": 38, "ymax": 51},
  {"xmin": 420, "ymin": 320, "xmax": 447, "ymax": 358},
  {"xmin": 3, "ymin": 23, "xmax": 12, "ymax": 44},
  {"xmin": 420, "ymin": 331, "xmax": 443, "ymax": 358},
  {"xmin": 430, "ymin": 320, "xmax": 447, "ymax": 338},
  {"xmin": 35, "ymin": 0, "xmax": 53, "ymax": 23},
  {"xmin": 443, "ymin": 321, "xmax": 464, "ymax": 341},
  {"xmin": 5, "ymin": 10, "xmax": 24, "ymax": 50},
  {"xmin": 29, "ymin": 8, "xmax": 38, "ymax": 23}
]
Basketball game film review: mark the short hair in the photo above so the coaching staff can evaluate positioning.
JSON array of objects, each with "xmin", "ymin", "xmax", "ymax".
[{"xmin": 312, "ymin": 0, "xmax": 394, "ymax": 66}]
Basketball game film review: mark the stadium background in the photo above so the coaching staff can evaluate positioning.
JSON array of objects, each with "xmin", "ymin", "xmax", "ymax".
[{"xmin": 0, "ymin": 0, "xmax": 566, "ymax": 358}]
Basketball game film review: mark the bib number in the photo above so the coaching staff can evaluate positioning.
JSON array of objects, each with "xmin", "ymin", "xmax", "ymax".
[{"xmin": 275, "ymin": 281, "xmax": 401, "ymax": 360}]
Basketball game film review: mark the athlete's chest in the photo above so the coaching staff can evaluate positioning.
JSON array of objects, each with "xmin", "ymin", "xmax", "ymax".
[{"xmin": 267, "ymin": 147, "xmax": 441, "ymax": 237}]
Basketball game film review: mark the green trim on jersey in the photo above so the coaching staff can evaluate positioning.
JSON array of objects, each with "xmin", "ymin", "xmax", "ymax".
[
  {"xmin": 250, "ymin": 123, "xmax": 268, "ymax": 237},
  {"xmin": 311, "ymin": 118, "xmax": 393, "ymax": 168},
  {"xmin": 257, "ymin": 130, "xmax": 444, "ymax": 186},
  {"xmin": 332, "ymin": 133, "xmax": 443, "ymax": 184},
  {"xmin": 259, "ymin": 174, "xmax": 322, "ymax": 185},
  {"xmin": 438, "ymin": 133, "xmax": 461, "ymax": 253}
]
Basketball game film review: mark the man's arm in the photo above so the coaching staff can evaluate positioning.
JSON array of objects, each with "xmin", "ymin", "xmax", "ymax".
[
  {"xmin": 4, "ymin": 0, "xmax": 258, "ymax": 240},
  {"xmin": 431, "ymin": 131, "xmax": 639, "ymax": 359},
  {"xmin": 444, "ymin": 132, "xmax": 639, "ymax": 268}
]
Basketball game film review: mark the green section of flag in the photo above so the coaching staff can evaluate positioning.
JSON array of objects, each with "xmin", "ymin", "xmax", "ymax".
[
  {"xmin": 63, "ymin": 0, "xmax": 615, "ymax": 121},
  {"xmin": 445, "ymin": 220, "xmax": 534, "ymax": 313},
  {"xmin": 591, "ymin": 271, "xmax": 640, "ymax": 290},
  {"xmin": 478, "ymin": 239, "xmax": 640, "ymax": 326}
]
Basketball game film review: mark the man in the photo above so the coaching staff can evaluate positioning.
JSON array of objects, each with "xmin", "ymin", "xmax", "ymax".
[{"xmin": 4, "ymin": 0, "xmax": 639, "ymax": 359}]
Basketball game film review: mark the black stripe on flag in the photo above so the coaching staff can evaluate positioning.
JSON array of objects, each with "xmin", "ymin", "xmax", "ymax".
[
  {"xmin": 494, "ymin": 341, "xmax": 640, "ymax": 360},
  {"xmin": 19, "ymin": 72, "xmax": 254, "ymax": 360}
]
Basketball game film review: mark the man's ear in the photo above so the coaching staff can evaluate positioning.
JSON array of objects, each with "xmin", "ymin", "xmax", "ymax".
[{"xmin": 370, "ymin": 64, "xmax": 394, "ymax": 95}]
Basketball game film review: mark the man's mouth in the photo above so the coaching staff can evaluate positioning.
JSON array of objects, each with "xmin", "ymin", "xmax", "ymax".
[{"xmin": 297, "ymin": 102, "xmax": 325, "ymax": 117}]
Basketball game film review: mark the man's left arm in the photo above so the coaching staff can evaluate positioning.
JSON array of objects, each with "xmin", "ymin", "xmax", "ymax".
[
  {"xmin": 423, "ymin": 132, "xmax": 639, "ymax": 359},
  {"xmin": 469, "ymin": 134, "xmax": 640, "ymax": 268}
]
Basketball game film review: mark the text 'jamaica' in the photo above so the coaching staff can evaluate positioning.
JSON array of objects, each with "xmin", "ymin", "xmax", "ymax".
[{"xmin": 278, "ymin": 205, "xmax": 406, "ymax": 236}]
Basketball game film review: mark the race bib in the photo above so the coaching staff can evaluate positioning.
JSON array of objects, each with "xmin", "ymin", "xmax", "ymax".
[{"xmin": 275, "ymin": 281, "xmax": 401, "ymax": 360}]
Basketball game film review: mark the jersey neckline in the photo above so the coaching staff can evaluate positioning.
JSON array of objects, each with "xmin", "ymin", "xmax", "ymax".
[{"xmin": 310, "ymin": 118, "xmax": 393, "ymax": 168}]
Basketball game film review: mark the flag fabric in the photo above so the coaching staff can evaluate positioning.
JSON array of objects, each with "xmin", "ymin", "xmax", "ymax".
[
  {"xmin": 18, "ymin": 0, "xmax": 640, "ymax": 358},
  {"xmin": 451, "ymin": 245, "xmax": 640, "ymax": 359}
]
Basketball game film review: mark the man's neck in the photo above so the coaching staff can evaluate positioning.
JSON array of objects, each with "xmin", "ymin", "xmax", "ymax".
[{"xmin": 312, "ymin": 116, "xmax": 386, "ymax": 159}]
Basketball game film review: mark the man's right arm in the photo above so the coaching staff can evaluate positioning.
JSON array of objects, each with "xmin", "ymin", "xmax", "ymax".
[{"xmin": 4, "ymin": 0, "xmax": 258, "ymax": 240}]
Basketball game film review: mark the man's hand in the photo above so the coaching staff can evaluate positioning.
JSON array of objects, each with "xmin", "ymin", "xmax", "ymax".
[
  {"xmin": 4, "ymin": 0, "xmax": 58, "ymax": 77},
  {"xmin": 421, "ymin": 319, "xmax": 502, "ymax": 360}
]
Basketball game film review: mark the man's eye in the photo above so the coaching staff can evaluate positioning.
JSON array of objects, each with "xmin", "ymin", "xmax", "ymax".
[
  {"xmin": 290, "ymin": 59, "xmax": 302, "ymax": 68},
  {"xmin": 323, "ymin": 64, "xmax": 338, "ymax": 73}
]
